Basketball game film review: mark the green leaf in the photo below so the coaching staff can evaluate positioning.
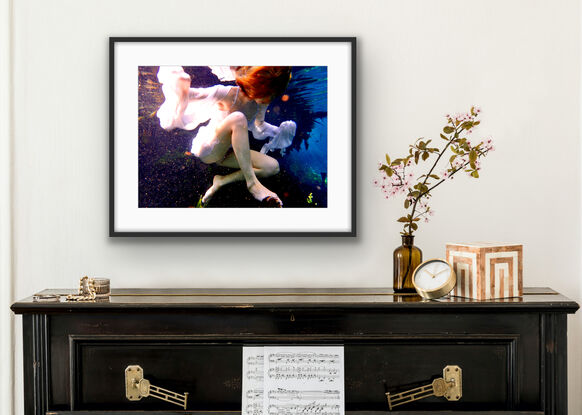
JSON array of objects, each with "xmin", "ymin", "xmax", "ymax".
[
  {"xmin": 392, "ymin": 158, "xmax": 402, "ymax": 165},
  {"xmin": 461, "ymin": 121, "xmax": 473, "ymax": 130},
  {"xmin": 419, "ymin": 141, "xmax": 426, "ymax": 150},
  {"xmin": 449, "ymin": 155, "xmax": 457, "ymax": 163},
  {"xmin": 404, "ymin": 199, "xmax": 410, "ymax": 209},
  {"xmin": 387, "ymin": 169, "xmax": 393, "ymax": 177},
  {"xmin": 414, "ymin": 151, "xmax": 420, "ymax": 164},
  {"xmin": 397, "ymin": 217, "xmax": 409, "ymax": 223},
  {"xmin": 471, "ymin": 170, "xmax": 480, "ymax": 178},
  {"xmin": 469, "ymin": 149, "xmax": 477, "ymax": 163},
  {"xmin": 443, "ymin": 126, "xmax": 455, "ymax": 134},
  {"xmin": 440, "ymin": 134, "xmax": 448, "ymax": 140},
  {"xmin": 411, "ymin": 223, "xmax": 418, "ymax": 230},
  {"xmin": 422, "ymin": 152, "xmax": 429, "ymax": 161},
  {"xmin": 385, "ymin": 154, "xmax": 391, "ymax": 164},
  {"xmin": 430, "ymin": 174, "xmax": 440, "ymax": 179}
]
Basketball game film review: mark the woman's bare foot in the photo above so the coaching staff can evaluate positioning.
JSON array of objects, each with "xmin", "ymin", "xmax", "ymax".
[
  {"xmin": 248, "ymin": 181, "xmax": 283, "ymax": 207},
  {"xmin": 201, "ymin": 175, "xmax": 225, "ymax": 204}
]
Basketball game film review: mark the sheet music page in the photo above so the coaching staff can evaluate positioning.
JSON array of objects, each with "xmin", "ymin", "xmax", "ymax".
[
  {"xmin": 263, "ymin": 346, "xmax": 344, "ymax": 415},
  {"xmin": 243, "ymin": 347, "xmax": 265, "ymax": 415}
]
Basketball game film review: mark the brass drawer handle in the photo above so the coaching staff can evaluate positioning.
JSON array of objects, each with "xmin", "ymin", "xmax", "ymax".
[
  {"xmin": 125, "ymin": 365, "xmax": 188, "ymax": 409},
  {"xmin": 386, "ymin": 365, "xmax": 462, "ymax": 410}
]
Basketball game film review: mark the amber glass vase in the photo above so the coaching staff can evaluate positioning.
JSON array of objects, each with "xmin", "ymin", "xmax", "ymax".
[{"xmin": 393, "ymin": 235, "xmax": 423, "ymax": 292}]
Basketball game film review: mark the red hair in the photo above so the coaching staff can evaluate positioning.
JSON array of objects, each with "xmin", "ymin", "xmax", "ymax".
[{"xmin": 234, "ymin": 66, "xmax": 292, "ymax": 100}]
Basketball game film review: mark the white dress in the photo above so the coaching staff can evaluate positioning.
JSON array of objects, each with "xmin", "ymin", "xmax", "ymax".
[{"xmin": 156, "ymin": 66, "xmax": 296, "ymax": 157}]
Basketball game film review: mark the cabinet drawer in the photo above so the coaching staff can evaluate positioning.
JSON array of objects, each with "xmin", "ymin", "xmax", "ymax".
[{"xmin": 70, "ymin": 336, "xmax": 520, "ymax": 412}]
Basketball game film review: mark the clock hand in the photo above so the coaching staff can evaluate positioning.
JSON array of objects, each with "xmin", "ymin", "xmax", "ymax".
[{"xmin": 434, "ymin": 269, "xmax": 450, "ymax": 277}]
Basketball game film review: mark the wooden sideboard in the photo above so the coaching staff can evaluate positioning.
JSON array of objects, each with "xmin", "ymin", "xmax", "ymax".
[{"xmin": 11, "ymin": 287, "xmax": 579, "ymax": 415}]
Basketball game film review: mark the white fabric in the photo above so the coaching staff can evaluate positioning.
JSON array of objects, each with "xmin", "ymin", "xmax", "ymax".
[
  {"xmin": 209, "ymin": 65, "xmax": 237, "ymax": 82},
  {"xmin": 157, "ymin": 66, "xmax": 230, "ymax": 132},
  {"xmin": 250, "ymin": 120, "xmax": 297, "ymax": 154}
]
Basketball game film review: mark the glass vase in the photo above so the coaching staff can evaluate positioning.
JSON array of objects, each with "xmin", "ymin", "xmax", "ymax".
[{"xmin": 393, "ymin": 235, "xmax": 423, "ymax": 292}]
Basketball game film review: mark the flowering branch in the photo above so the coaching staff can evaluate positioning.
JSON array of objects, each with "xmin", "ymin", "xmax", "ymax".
[{"xmin": 375, "ymin": 106, "xmax": 494, "ymax": 236}]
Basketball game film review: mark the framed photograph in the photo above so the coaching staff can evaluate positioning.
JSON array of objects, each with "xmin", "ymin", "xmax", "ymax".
[{"xmin": 110, "ymin": 37, "xmax": 355, "ymax": 236}]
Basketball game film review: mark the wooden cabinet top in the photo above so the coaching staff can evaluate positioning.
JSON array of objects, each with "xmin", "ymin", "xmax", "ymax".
[{"xmin": 11, "ymin": 287, "xmax": 579, "ymax": 314}]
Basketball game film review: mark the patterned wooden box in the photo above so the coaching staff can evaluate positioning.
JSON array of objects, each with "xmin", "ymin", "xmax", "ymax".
[{"xmin": 446, "ymin": 242, "xmax": 523, "ymax": 300}]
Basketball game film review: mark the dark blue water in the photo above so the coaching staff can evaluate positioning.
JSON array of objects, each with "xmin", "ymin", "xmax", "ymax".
[
  {"xmin": 277, "ymin": 66, "xmax": 328, "ymax": 207},
  {"xmin": 138, "ymin": 66, "xmax": 327, "ymax": 208}
]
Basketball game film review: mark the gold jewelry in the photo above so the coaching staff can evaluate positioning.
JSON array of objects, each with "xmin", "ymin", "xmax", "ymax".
[{"xmin": 66, "ymin": 276, "xmax": 110, "ymax": 302}]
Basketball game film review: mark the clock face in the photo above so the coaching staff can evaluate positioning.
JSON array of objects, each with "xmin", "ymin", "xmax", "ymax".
[
  {"xmin": 414, "ymin": 260, "xmax": 451, "ymax": 290},
  {"xmin": 414, "ymin": 260, "xmax": 454, "ymax": 291}
]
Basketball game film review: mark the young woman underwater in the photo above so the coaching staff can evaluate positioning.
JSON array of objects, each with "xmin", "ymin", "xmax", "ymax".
[{"xmin": 156, "ymin": 66, "xmax": 297, "ymax": 207}]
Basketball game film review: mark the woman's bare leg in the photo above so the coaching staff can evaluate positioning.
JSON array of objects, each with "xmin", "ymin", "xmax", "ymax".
[
  {"xmin": 199, "ymin": 112, "xmax": 281, "ymax": 205},
  {"xmin": 202, "ymin": 150, "xmax": 280, "ymax": 204}
]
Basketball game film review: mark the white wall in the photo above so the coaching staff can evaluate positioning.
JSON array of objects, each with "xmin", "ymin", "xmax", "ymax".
[
  {"xmin": 3, "ymin": 0, "xmax": 581, "ymax": 413},
  {"xmin": 1, "ymin": 0, "xmax": 13, "ymax": 414}
]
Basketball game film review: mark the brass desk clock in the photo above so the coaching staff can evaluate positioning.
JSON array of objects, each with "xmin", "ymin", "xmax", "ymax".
[{"xmin": 412, "ymin": 259, "xmax": 457, "ymax": 300}]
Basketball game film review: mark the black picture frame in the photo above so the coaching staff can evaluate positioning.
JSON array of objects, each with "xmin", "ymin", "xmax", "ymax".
[{"xmin": 110, "ymin": 37, "xmax": 356, "ymax": 237}]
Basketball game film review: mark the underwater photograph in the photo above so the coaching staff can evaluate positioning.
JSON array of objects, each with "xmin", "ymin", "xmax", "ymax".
[{"xmin": 138, "ymin": 65, "xmax": 328, "ymax": 208}]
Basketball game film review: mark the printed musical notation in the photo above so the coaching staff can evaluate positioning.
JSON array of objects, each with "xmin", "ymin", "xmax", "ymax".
[
  {"xmin": 242, "ymin": 348, "xmax": 265, "ymax": 415},
  {"xmin": 267, "ymin": 366, "xmax": 339, "ymax": 383},
  {"xmin": 267, "ymin": 402, "xmax": 341, "ymax": 415},
  {"xmin": 268, "ymin": 353, "xmax": 340, "ymax": 365},
  {"xmin": 242, "ymin": 346, "xmax": 344, "ymax": 415},
  {"xmin": 268, "ymin": 389, "xmax": 341, "ymax": 401}
]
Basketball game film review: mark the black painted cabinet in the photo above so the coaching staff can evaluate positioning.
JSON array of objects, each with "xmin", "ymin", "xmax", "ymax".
[{"xmin": 11, "ymin": 288, "xmax": 578, "ymax": 414}]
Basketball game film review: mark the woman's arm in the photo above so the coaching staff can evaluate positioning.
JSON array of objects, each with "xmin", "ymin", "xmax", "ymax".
[
  {"xmin": 249, "ymin": 103, "xmax": 296, "ymax": 154},
  {"xmin": 252, "ymin": 104, "xmax": 278, "ymax": 140},
  {"xmin": 254, "ymin": 104, "xmax": 269, "ymax": 128}
]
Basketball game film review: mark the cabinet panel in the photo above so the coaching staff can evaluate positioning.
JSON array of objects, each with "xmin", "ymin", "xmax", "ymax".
[{"xmin": 71, "ymin": 337, "xmax": 517, "ymax": 412}]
